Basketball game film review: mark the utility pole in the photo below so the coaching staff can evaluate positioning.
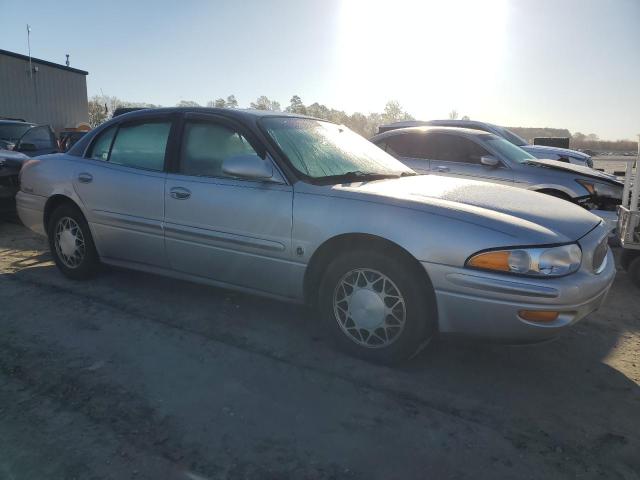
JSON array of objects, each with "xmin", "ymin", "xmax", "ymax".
[{"xmin": 26, "ymin": 24, "xmax": 33, "ymax": 79}]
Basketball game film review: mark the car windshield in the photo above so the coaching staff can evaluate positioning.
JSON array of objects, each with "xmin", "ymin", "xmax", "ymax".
[
  {"xmin": 0, "ymin": 123, "xmax": 33, "ymax": 143},
  {"xmin": 261, "ymin": 117, "xmax": 414, "ymax": 182},
  {"xmin": 483, "ymin": 135, "xmax": 537, "ymax": 163},
  {"xmin": 494, "ymin": 125, "xmax": 528, "ymax": 146}
]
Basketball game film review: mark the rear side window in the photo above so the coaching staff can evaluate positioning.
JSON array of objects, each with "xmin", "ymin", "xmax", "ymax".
[
  {"xmin": 180, "ymin": 121, "xmax": 257, "ymax": 177},
  {"xmin": 381, "ymin": 133, "xmax": 425, "ymax": 158},
  {"xmin": 109, "ymin": 122, "xmax": 171, "ymax": 171},
  {"xmin": 88, "ymin": 126, "xmax": 117, "ymax": 161}
]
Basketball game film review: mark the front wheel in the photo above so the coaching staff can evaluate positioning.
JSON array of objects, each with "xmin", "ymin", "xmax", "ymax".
[
  {"xmin": 318, "ymin": 250, "xmax": 437, "ymax": 364},
  {"xmin": 47, "ymin": 203, "xmax": 99, "ymax": 279}
]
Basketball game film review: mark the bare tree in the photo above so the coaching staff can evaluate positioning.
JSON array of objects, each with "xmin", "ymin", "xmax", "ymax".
[
  {"xmin": 176, "ymin": 100, "xmax": 201, "ymax": 107},
  {"xmin": 250, "ymin": 96, "xmax": 281, "ymax": 111},
  {"xmin": 448, "ymin": 109, "xmax": 459, "ymax": 120}
]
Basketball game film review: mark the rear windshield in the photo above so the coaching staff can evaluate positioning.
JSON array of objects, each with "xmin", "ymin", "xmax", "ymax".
[{"xmin": 0, "ymin": 123, "xmax": 34, "ymax": 143}]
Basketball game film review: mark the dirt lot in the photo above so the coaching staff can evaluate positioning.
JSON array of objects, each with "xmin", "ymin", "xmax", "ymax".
[{"xmin": 0, "ymin": 220, "xmax": 638, "ymax": 480}]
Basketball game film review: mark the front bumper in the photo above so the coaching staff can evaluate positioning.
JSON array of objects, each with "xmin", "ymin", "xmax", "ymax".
[{"xmin": 422, "ymin": 224, "xmax": 616, "ymax": 342}]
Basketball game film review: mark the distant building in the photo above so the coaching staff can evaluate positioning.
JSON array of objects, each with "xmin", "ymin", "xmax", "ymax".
[{"xmin": 0, "ymin": 48, "xmax": 89, "ymax": 133}]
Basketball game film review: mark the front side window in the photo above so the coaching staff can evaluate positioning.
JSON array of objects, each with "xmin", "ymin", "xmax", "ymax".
[
  {"xmin": 88, "ymin": 125, "xmax": 117, "ymax": 161},
  {"xmin": 429, "ymin": 134, "xmax": 489, "ymax": 164},
  {"xmin": 109, "ymin": 122, "xmax": 171, "ymax": 171},
  {"xmin": 262, "ymin": 117, "xmax": 413, "ymax": 181},
  {"xmin": 180, "ymin": 122, "xmax": 257, "ymax": 177}
]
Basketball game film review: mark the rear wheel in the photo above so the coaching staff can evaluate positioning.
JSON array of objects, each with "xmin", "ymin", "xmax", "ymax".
[
  {"xmin": 47, "ymin": 203, "xmax": 99, "ymax": 279},
  {"xmin": 318, "ymin": 250, "xmax": 437, "ymax": 364}
]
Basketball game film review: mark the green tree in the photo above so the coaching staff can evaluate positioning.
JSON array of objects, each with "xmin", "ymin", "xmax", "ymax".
[{"xmin": 286, "ymin": 95, "xmax": 307, "ymax": 114}]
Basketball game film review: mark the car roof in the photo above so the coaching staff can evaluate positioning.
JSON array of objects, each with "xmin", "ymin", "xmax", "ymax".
[
  {"xmin": 0, "ymin": 119, "xmax": 35, "ymax": 126},
  {"xmin": 371, "ymin": 125, "xmax": 497, "ymax": 141},
  {"xmin": 112, "ymin": 107, "xmax": 321, "ymax": 122}
]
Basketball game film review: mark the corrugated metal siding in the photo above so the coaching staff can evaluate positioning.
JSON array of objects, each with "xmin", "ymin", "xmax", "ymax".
[{"xmin": 0, "ymin": 53, "xmax": 88, "ymax": 132}]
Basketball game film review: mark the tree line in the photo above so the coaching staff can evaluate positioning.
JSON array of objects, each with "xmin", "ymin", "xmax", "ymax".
[
  {"xmin": 87, "ymin": 94, "xmax": 636, "ymax": 151},
  {"xmin": 88, "ymin": 94, "xmax": 413, "ymax": 138}
]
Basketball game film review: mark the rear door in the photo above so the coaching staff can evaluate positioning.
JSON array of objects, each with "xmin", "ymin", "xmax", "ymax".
[
  {"xmin": 73, "ymin": 115, "xmax": 174, "ymax": 267},
  {"xmin": 164, "ymin": 113, "xmax": 295, "ymax": 297},
  {"xmin": 427, "ymin": 133, "xmax": 514, "ymax": 184}
]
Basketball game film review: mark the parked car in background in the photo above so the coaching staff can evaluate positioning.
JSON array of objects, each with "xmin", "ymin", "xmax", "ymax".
[
  {"xmin": 58, "ymin": 130, "xmax": 88, "ymax": 152},
  {"xmin": 378, "ymin": 119, "xmax": 593, "ymax": 168},
  {"xmin": 0, "ymin": 148, "xmax": 29, "ymax": 216},
  {"xmin": 17, "ymin": 108, "xmax": 614, "ymax": 364},
  {"xmin": 371, "ymin": 126, "xmax": 623, "ymax": 214},
  {"xmin": 0, "ymin": 120, "xmax": 58, "ymax": 216},
  {"xmin": 0, "ymin": 119, "xmax": 59, "ymax": 157}
]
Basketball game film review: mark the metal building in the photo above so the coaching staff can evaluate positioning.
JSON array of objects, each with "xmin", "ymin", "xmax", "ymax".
[{"xmin": 0, "ymin": 49, "xmax": 89, "ymax": 133}]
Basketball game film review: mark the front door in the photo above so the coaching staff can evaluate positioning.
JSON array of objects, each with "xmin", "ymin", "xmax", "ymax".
[
  {"xmin": 72, "ymin": 118, "xmax": 172, "ymax": 267},
  {"xmin": 164, "ymin": 114, "xmax": 294, "ymax": 297},
  {"xmin": 426, "ymin": 132, "xmax": 514, "ymax": 185}
]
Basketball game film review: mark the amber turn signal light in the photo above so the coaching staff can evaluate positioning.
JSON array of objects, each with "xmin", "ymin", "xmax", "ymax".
[
  {"xmin": 467, "ymin": 250, "xmax": 511, "ymax": 272},
  {"xmin": 518, "ymin": 310, "xmax": 559, "ymax": 323}
]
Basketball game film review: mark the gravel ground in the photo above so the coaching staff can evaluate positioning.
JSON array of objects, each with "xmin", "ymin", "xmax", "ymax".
[{"xmin": 0, "ymin": 220, "xmax": 638, "ymax": 480}]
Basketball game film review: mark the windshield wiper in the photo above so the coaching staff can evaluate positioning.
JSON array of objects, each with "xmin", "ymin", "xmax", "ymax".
[{"xmin": 318, "ymin": 170, "xmax": 403, "ymax": 184}]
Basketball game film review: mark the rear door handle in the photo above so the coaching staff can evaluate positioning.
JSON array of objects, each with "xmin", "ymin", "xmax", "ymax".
[
  {"xmin": 434, "ymin": 166, "xmax": 450, "ymax": 173},
  {"xmin": 77, "ymin": 172, "xmax": 93, "ymax": 183},
  {"xmin": 169, "ymin": 187, "xmax": 191, "ymax": 200}
]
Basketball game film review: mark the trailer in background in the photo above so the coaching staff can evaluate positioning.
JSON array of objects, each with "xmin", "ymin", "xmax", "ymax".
[{"xmin": 617, "ymin": 137, "xmax": 640, "ymax": 287}]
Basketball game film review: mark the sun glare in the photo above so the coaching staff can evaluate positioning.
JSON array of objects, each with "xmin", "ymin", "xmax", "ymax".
[{"xmin": 338, "ymin": 0, "xmax": 508, "ymax": 118}]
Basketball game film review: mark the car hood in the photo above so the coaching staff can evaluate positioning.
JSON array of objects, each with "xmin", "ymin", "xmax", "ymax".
[
  {"xmin": 0, "ymin": 148, "xmax": 29, "ymax": 169},
  {"xmin": 523, "ymin": 158, "xmax": 622, "ymax": 185},
  {"xmin": 522, "ymin": 144, "xmax": 590, "ymax": 160},
  {"xmin": 330, "ymin": 175, "xmax": 601, "ymax": 244}
]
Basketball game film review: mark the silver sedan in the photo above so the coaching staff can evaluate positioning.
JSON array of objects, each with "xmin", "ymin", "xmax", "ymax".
[{"xmin": 17, "ymin": 108, "xmax": 615, "ymax": 364}]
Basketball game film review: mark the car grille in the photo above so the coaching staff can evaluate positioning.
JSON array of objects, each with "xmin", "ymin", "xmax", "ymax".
[{"xmin": 592, "ymin": 236, "xmax": 609, "ymax": 273}]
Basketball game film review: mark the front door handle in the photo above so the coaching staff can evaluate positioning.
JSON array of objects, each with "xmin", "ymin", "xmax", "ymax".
[
  {"xmin": 77, "ymin": 172, "xmax": 93, "ymax": 183},
  {"xmin": 169, "ymin": 187, "xmax": 191, "ymax": 200},
  {"xmin": 433, "ymin": 166, "xmax": 450, "ymax": 173}
]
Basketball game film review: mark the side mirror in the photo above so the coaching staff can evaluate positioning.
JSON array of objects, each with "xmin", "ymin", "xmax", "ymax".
[
  {"xmin": 222, "ymin": 154, "xmax": 273, "ymax": 180},
  {"xmin": 16, "ymin": 142, "xmax": 37, "ymax": 152},
  {"xmin": 480, "ymin": 155, "xmax": 500, "ymax": 167}
]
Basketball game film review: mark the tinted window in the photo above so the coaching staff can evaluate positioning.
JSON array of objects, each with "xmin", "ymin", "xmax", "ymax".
[
  {"xmin": 88, "ymin": 126, "xmax": 117, "ymax": 161},
  {"xmin": 109, "ymin": 122, "xmax": 171, "ymax": 171},
  {"xmin": 381, "ymin": 133, "xmax": 426, "ymax": 158},
  {"xmin": 0, "ymin": 123, "xmax": 33, "ymax": 142},
  {"xmin": 19, "ymin": 126, "xmax": 55, "ymax": 149},
  {"xmin": 429, "ymin": 134, "xmax": 489, "ymax": 164},
  {"xmin": 180, "ymin": 122, "xmax": 257, "ymax": 177}
]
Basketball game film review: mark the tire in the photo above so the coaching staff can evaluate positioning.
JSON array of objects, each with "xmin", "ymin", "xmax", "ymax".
[
  {"xmin": 318, "ymin": 250, "xmax": 437, "ymax": 364},
  {"xmin": 47, "ymin": 202, "xmax": 99, "ymax": 279},
  {"xmin": 628, "ymin": 255, "xmax": 640, "ymax": 289}
]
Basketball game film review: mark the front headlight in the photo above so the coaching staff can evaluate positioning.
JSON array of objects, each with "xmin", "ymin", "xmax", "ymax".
[
  {"xmin": 576, "ymin": 179, "xmax": 622, "ymax": 199},
  {"xmin": 466, "ymin": 244, "xmax": 582, "ymax": 277}
]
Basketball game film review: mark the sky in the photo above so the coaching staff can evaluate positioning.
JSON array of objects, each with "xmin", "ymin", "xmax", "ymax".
[{"xmin": 2, "ymin": 0, "xmax": 639, "ymax": 140}]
